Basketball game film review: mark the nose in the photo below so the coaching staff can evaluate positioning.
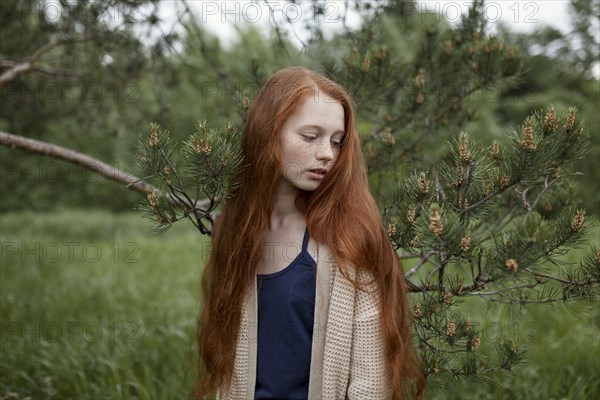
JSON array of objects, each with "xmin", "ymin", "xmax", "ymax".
[{"xmin": 315, "ymin": 139, "xmax": 335, "ymax": 162}]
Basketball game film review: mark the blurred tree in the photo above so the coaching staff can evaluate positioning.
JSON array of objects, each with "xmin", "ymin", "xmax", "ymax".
[{"xmin": 0, "ymin": 0, "xmax": 163, "ymax": 211}]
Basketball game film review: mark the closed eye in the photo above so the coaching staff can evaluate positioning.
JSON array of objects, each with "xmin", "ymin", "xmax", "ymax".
[
  {"xmin": 301, "ymin": 134, "xmax": 344, "ymax": 147},
  {"xmin": 333, "ymin": 136, "xmax": 346, "ymax": 147}
]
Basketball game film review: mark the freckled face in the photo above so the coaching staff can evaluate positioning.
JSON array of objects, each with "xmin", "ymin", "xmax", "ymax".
[{"xmin": 278, "ymin": 93, "xmax": 346, "ymax": 193}]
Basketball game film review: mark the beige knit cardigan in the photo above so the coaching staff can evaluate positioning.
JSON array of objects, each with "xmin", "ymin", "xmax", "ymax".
[{"xmin": 216, "ymin": 242, "xmax": 392, "ymax": 400}]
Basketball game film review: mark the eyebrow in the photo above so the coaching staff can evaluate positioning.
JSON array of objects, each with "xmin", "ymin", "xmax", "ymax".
[{"xmin": 298, "ymin": 124, "xmax": 345, "ymax": 135}]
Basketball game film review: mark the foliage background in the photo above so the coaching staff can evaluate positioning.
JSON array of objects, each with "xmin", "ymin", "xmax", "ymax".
[
  {"xmin": 1, "ymin": 0, "xmax": 598, "ymax": 214},
  {"xmin": 1, "ymin": 0, "xmax": 598, "ymax": 398}
]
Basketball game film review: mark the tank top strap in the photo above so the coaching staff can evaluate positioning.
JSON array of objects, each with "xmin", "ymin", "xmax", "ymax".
[{"xmin": 301, "ymin": 225, "xmax": 309, "ymax": 252}]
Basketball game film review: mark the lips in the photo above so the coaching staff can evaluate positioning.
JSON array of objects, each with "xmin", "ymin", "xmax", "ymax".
[{"xmin": 309, "ymin": 168, "xmax": 327, "ymax": 176}]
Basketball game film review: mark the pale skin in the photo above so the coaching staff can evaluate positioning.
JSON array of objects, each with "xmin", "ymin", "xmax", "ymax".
[{"xmin": 255, "ymin": 93, "xmax": 346, "ymax": 275}]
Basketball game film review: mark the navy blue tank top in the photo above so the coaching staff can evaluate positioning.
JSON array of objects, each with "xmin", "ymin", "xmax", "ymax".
[{"xmin": 254, "ymin": 226, "xmax": 317, "ymax": 399}]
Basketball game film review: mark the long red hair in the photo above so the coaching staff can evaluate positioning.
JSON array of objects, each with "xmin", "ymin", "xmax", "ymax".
[{"xmin": 193, "ymin": 66, "xmax": 425, "ymax": 399}]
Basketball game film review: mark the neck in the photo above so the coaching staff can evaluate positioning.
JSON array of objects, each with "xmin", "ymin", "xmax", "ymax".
[{"xmin": 270, "ymin": 178, "xmax": 305, "ymax": 230}]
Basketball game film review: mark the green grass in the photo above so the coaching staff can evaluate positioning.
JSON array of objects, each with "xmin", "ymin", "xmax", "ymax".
[
  {"xmin": 1, "ymin": 209, "xmax": 598, "ymax": 399},
  {"xmin": 1, "ymin": 209, "xmax": 207, "ymax": 399}
]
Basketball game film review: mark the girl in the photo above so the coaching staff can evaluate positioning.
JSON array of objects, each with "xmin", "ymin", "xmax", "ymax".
[{"xmin": 193, "ymin": 67, "xmax": 425, "ymax": 399}]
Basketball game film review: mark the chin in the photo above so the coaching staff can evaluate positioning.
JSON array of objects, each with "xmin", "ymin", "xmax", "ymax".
[
  {"xmin": 295, "ymin": 182, "xmax": 321, "ymax": 192},
  {"xmin": 295, "ymin": 186, "xmax": 317, "ymax": 193}
]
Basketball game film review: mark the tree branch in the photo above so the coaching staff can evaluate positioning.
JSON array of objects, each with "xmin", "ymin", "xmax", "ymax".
[
  {"xmin": 406, "ymin": 251, "xmax": 436, "ymax": 277},
  {"xmin": 0, "ymin": 35, "xmax": 94, "ymax": 86},
  {"xmin": 0, "ymin": 130, "xmax": 212, "ymax": 212}
]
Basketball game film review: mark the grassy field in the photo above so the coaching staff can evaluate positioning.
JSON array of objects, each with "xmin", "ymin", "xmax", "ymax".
[{"xmin": 1, "ymin": 209, "xmax": 598, "ymax": 399}]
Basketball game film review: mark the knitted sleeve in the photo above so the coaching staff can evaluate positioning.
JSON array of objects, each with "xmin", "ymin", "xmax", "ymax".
[{"xmin": 346, "ymin": 270, "xmax": 392, "ymax": 400}]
